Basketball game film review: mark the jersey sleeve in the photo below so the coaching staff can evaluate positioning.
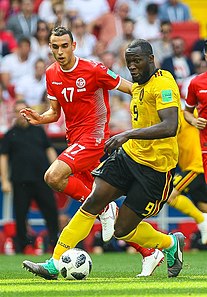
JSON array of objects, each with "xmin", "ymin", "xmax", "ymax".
[
  {"xmin": 95, "ymin": 63, "xmax": 121, "ymax": 90},
  {"xmin": 46, "ymin": 70, "xmax": 57, "ymax": 100},
  {"xmin": 185, "ymin": 79, "xmax": 197, "ymax": 107},
  {"xmin": 154, "ymin": 77, "xmax": 180, "ymax": 111}
]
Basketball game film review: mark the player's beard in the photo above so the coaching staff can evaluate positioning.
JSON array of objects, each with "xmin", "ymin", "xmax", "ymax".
[{"xmin": 134, "ymin": 66, "xmax": 151, "ymax": 84}]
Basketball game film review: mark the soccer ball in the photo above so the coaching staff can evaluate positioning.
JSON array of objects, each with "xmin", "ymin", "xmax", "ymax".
[{"xmin": 59, "ymin": 248, "xmax": 92, "ymax": 280}]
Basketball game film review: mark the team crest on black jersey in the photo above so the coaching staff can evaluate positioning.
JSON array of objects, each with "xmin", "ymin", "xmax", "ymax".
[
  {"xmin": 154, "ymin": 70, "xmax": 163, "ymax": 77},
  {"xmin": 139, "ymin": 88, "xmax": 144, "ymax": 105},
  {"xmin": 76, "ymin": 78, "xmax": 86, "ymax": 88}
]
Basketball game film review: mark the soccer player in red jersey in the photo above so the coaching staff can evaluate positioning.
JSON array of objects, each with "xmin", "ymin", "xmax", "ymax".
[
  {"xmin": 20, "ymin": 26, "xmax": 132, "ymax": 242},
  {"xmin": 184, "ymin": 40, "xmax": 207, "ymax": 183}
]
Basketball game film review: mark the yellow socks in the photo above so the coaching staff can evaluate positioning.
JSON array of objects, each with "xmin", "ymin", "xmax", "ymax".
[
  {"xmin": 168, "ymin": 195, "xmax": 204, "ymax": 224},
  {"xmin": 53, "ymin": 208, "xmax": 97, "ymax": 260},
  {"xmin": 116, "ymin": 221, "xmax": 173, "ymax": 249}
]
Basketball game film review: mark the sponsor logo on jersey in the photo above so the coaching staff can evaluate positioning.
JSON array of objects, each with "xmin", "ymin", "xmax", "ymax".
[
  {"xmin": 76, "ymin": 78, "xmax": 86, "ymax": 88},
  {"xmin": 52, "ymin": 81, "xmax": 63, "ymax": 85},
  {"xmin": 161, "ymin": 89, "xmax": 173, "ymax": 103},
  {"xmin": 107, "ymin": 69, "xmax": 117, "ymax": 79}
]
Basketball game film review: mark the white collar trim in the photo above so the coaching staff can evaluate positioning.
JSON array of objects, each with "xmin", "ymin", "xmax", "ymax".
[{"xmin": 60, "ymin": 56, "xmax": 79, "ymax": 72}]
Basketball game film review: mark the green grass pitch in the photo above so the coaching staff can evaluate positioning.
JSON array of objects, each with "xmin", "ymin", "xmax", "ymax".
[{"xmin": 0, "ymin": 251, "xmax": 207, "ymax": 297}]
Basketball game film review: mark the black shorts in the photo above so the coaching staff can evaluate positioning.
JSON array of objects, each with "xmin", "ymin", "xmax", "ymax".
[
  {"xmin": 92, "ymin": 148, "xmax": 174, "ymax": 219},
  {"xmin": 173, "ymin": 171, "xmax": 207, "ymax": 205}
]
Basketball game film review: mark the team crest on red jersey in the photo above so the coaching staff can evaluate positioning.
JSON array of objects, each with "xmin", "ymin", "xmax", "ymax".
[{"xmin": 76, "ymin": 78, "xmax": 86, "ymax": 88}]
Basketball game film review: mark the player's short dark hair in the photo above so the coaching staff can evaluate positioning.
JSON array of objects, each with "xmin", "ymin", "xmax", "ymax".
[
  {"xmin": 126, "ymin": 39, "xmax": 153, "ymax": 55},
  {"xmin": 49, "ymin": 26, "xmax": 73, "ymax": 42},
  {"xmin": 204, "ymin": 39, "xmax": 207, "ymax": 53}
]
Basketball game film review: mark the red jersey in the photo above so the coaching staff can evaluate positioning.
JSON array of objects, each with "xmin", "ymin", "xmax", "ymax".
[
  {"xmin": 46, "ymin": 57, "xmax": 121, "ymax": 143},
  {"xmin": 186, "ymin": 72, "xmax": 207, "ymax": 153},
  {"xmin": 186, "ymin": 72, "xmax": 207, "ymax": 119}
]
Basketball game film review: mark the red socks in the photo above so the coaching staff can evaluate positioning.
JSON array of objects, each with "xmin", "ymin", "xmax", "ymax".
[
  {"xmin": 128, "ymin": 242, "xmax": 155, "ymax": 257},
  {"xmin": 63, "ymin": 176, "xmax": 91, "ymax": 202}
]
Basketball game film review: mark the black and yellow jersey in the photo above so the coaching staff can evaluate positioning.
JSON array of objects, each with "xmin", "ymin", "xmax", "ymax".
[
  {"xmin": 122, "ymin": 69, "xmax": 181, "ymax": 172},
  {"xmin": 178, "ymin": 110, "xmax": 203, "ymax": 173}
]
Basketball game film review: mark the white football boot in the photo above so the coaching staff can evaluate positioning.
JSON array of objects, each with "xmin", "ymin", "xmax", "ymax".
[
  {"xmin": 99, "ymin": 201, "xmax": 118, "ymax": 242},
  {"xmin": 136, "ymin": 249, "xmax": 164, "ymax": 277}
]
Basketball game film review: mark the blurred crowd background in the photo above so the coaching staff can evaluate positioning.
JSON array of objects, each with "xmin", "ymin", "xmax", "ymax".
[
  {"xmin": 0, "ymin": 0, "xmax": 207, "ymax": 136},
  {"xmin": 1, "ymin": 0, "xmax": 207, "ymax": 255}
]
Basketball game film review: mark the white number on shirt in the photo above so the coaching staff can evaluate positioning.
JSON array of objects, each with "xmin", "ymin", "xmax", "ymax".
[
  {"xmin": 61, "ymin": 87, "xmax": 74, "ymax": 102},
  {"xmin": 66, "ymin": 143, "xmax": 86, "ymax": 155}
]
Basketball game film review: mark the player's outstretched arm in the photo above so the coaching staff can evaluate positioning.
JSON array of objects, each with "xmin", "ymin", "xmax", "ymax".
[
  {"xmin": 117, "ymin": 78, "xmax": 132, "ymax": 95},
  {"xmin": 20, "ymin": 100, "xmax": 61, "ymax": 125}
]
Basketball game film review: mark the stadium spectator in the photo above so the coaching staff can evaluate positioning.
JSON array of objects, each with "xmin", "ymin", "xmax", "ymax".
[
  {"xmin": 115, "ymin": 0, "xmax": 147, "ymax": 22},
  {"xmin": 161, "ymin": 36, "xmax": 195, "ymax": 91},
  {"xmin": 159, "ymin": 0, "xmax": 191, "ymax": 23},
  {"xmin": 22, "ymin": 39, "xmax": 185, "ymax": 280},
  {"xmin": 6, "ymin": 0, "xmax": 39, "ymax": 41},
  {"xmin": 66, "ymin": 0, "xmax": 110, "ymax": 25},
  {"xmin": 71, "ymin": 18, "xmax": 97, "ymax": 59},
  {"xmin": 88, "ymin": 40, "xmax": 107, "ymax": 62},
  {"xmin": 0, "ymin": 11, "xmax": 17, "ymax": 55},
  {"xmin": 107, "ymin": 17, "xmax": 135, "ymax": 56},
  {"xmin": 48, "ymin": 1, "xmax": 71, "ymax": 30},
  {"xmin": 15, "ymin": 58, "xmax": 47, "ymax": 113},
  {"xmin": 0, "ymin": 100, "xmax": 59, "ymax": 254},
  {"xmin": 151, "ymin": 20, "xmax": 173, "ymax": 67},
  {"xmin": 37, "ymin": 0, "xmax": 58, "ymax": 24},
  {"xmin": 133, "ymin": 3, "xmax": 160, "ymax": 42},
  {"xmin": 0, "ymin": 36, "xmax": 37, "ymax": 98},
  {"xmin": 30, "ymin": 20, "xmax": 50, "ymax": 60},
  {"xmin": 88, "ymin": 1, "xmax": 130, "ymax": 48},
  {"xmin": 0, "ymin": 0, "xmax": 20, "ymax": 21},
  {"xmin": 191, "ymin": 38, "xmax": 206, "ymax": 65}
]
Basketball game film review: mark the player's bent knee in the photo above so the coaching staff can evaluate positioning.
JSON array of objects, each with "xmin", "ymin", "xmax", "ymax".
[
  {"xmin": 44, "ymin": 170, "xmax": 62, "ymax": 190},
  {"xmin": 82, "ymin": 195, "xmax": 104, "ymax": 214}
]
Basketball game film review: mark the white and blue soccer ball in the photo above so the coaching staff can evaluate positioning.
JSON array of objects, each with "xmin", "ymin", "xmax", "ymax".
[{"xmin": 59, "ymin": 248, "xmax": 92, "ymax": 280}]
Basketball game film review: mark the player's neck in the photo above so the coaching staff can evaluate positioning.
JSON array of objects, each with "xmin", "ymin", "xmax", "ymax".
[{"xmin": 60, "ymin": 55, "xmax": 77, "ymax": 71}]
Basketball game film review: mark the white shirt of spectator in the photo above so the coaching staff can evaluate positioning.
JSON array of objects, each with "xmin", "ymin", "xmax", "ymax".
[
  {"xmin": 134, "ymin": 16, "xmax": 160, "ymax": 41},
  {"xmin": 66, "ymin": 0, "xmax": 110, "ymax": 24},
  {"xmin": 0, "ymin": 52, "xmax": 37, "ymax": 86},
  {"xmin": 73, "ymin": 33, "xmax": 97, "ymax": 59},
  {"xmin": 38, "ymin": 0, "xmax": 57, "ymax": 23},
  {"xmin": 30, "ymin": 37, "xmax": 50, "ymax": 60},
  {"xmin": 15, "ymin": 74, "xmax": 46, "ymax": 107}
]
